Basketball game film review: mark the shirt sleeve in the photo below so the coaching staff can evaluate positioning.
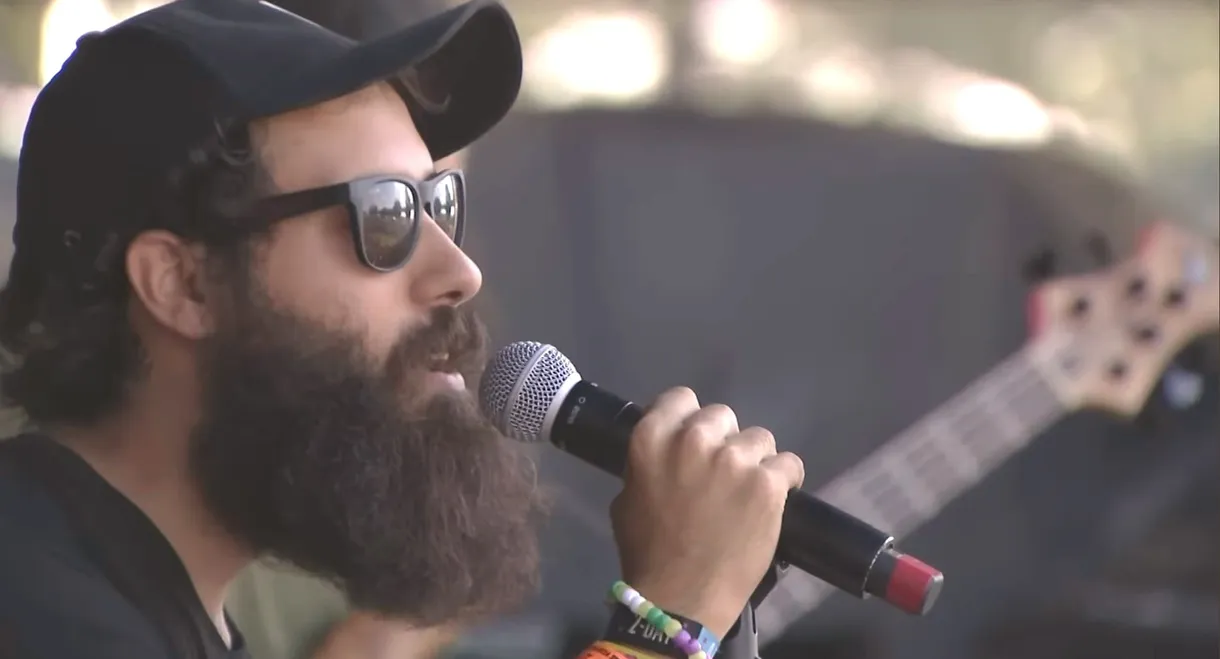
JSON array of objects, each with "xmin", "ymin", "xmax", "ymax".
[{"xmin": 0, "ymin": 508, "xmax": 171, "ymax": 659}]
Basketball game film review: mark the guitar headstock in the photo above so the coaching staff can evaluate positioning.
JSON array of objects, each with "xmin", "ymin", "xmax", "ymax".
[{"xmin": 1027, "ymin": 221, "xmax": 1219, "ymax": 417}]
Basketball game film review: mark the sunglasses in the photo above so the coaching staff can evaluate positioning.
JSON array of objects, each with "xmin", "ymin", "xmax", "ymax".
[{"xmin": 234, "ymin": 170, "xmax": 465, "ymax": 272}]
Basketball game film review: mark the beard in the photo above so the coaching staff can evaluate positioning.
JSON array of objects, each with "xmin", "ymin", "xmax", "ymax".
[{"xmin": 189, "ymin": 286, "xmax": 544, "ymax": 625}]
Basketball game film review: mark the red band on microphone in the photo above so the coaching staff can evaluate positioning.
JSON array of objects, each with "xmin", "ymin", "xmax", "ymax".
[{"xmin": 885, "ymin": 553, "xmax": 943, "ymax": 615}]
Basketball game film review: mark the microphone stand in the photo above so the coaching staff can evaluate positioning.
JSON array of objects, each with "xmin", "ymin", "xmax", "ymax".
[{"xmin": 716, "ymin": 562, "xmax": 787, "ymax": 659}]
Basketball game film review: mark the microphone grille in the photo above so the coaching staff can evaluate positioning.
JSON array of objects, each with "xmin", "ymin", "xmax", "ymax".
[{"xmin": 479, "ymin": 341, "xmax": 580, "ymax": 442}]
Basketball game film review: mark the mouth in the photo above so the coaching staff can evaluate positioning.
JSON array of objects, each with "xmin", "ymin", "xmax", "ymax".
[{"xmin": 423, "ymin": 353, "xmax": 466, "ymax": 392}]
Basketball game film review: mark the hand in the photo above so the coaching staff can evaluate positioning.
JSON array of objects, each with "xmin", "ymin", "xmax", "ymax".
[{"xmin": 610, "ymin": 387, "xmax": 804, "ymax": 639}]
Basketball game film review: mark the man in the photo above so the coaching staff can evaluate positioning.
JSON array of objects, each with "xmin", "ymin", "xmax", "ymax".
[{"xmin": 0, "ymin": 2, "xmax": 803, "ymax": 659}]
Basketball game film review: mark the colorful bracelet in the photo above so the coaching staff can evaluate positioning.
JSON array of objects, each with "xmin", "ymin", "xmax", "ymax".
[
  {"xmin": 595, "ymin": 641, "xmax": 674, "ymax": 659},
  {"xmin": 577, "ymin": 641, "xmax": 637, "ymax": 659},
  {"xmin": 608, "ymin": 581, "xmax": 721, "ymax": 659}
]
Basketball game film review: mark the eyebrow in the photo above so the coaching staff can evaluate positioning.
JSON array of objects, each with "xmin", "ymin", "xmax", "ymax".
[
  {"xmin": 384, "ymin": 167, "xmax": 440, "ymax": 183},
  {"xmin": 344, "ymin": 168, "xmax": 441, "ymax": 185}
]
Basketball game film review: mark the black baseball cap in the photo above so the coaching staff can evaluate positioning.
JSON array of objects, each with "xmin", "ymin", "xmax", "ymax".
[{"xmin": 5, "ymin": 0, "xmax": 520, "ymax": 313}]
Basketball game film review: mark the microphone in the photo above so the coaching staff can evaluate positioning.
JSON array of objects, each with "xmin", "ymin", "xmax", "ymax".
[{"xmin": 479, "ymin": 341, "xmax": 944, "ymax": 617}]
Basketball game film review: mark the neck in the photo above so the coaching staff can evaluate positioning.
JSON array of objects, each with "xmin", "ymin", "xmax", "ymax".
[{"xmin": 50, "ymin": 383, "xmax": 249, "ymax": 644}]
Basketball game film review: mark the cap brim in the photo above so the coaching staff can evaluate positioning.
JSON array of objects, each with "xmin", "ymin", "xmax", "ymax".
[{"xmin": 254, "ymin": 0, "xmax": 521, "ymax": 160}]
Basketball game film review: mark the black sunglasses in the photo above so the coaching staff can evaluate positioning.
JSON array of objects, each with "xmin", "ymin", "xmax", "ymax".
[{"xmin": 232, "ymin": 170, "xmax": 465, "ymax": 272}]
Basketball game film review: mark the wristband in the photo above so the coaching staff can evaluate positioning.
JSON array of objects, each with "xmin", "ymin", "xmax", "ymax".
[
  {"xmin": 603, "ymin": 602, "xmax": 719, "ymax": 659},
  {"xmin": 605, "ymin": 581, "xmax": 721, "ymax": 659}
]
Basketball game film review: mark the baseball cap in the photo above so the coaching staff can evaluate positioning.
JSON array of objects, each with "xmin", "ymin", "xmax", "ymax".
[{"xmin": 5, "ymin": 0, "xmax": 520, "ymax": 319}]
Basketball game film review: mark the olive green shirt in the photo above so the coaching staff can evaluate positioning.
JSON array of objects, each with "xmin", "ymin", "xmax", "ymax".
[{"xmin": 226, "ymin": 562, "xmax": 350, "ymax": 659}]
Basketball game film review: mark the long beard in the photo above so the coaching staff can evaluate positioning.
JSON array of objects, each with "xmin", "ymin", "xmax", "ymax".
[{"xmin": 189, "ymin": 297, "xmax": 544, "ymax": 624}]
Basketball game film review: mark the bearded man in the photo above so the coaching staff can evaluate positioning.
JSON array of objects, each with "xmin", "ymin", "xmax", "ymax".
[{"xmin": 0, "ymin": 2, "xmax": 804, "ymax": 658}]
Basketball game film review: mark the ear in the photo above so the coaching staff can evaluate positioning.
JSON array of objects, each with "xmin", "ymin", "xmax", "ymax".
[{"xmin": 125, "ymin": 230, "xmax": 215, "ymax": 340}]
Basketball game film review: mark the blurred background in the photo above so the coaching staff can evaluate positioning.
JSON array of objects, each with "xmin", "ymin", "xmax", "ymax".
[{"xmin": 1, "ymin": 0, "xmax": 1217, "ymax": 658}]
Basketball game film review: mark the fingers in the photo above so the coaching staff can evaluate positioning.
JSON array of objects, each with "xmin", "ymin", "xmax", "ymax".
[
  {"xmin": 673, "ymin": 403, "xmax": 740, "ymax": 456},
  {"xmin": 721, "ymin": 426, "xmax": 777, "ymax": 465},
  {"xmin": 760, "ymin": 452, "xmax": 806, "ymax": 491},
  {"xmin": 632, "ymin": 389, "xmax": 798, "ymax": 494},
  {"xmin": 630, "ymin": 387, "xmax": 701, "ymax": 462}
]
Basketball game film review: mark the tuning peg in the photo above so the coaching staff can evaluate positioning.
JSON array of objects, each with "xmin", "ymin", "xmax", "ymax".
[
  {"xmin": 1161, "ymin": 365, "xmax": 1205, "ymax": 410},
  {"xmin": 1136, "ymin": 344, "xmax": 1213, "ymax": 433},
  {"xmin": 1084, "ymin": 232, "xmax": 1113, "ymax": 267},
  {"xmin": 1022, "ymin": 247, "xmax": 1057, "ymax": 284},
  {"xmin": 1161, "ymin": 342, "xmax": 1215, "ymax": 411}
]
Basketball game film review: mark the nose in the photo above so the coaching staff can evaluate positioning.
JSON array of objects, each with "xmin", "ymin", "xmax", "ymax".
[{"xmin": 405, "ymin": 213, "xmax": 482, "ymax": 307}]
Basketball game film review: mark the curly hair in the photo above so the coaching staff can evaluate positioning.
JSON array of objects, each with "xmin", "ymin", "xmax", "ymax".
[{"xmin": 0, "ymin": 123, "xmax": 272, "ymax": 428}]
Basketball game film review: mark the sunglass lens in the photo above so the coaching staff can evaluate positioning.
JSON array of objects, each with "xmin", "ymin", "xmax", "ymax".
[
  {"xmin": 359, "ymin": 180, "xmax": 418, "ymax": 270},
  {"xmin": 425, "ymin": 172, "xmax": 463, "ymax": 245}
]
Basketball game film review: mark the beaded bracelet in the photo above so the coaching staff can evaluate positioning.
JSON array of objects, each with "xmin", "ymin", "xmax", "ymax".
[{"xmin": 609, "ymin": 581, "xmax": 720, "ymax": 659}]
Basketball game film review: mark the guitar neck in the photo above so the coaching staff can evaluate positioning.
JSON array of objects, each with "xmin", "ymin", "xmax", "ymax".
[
  {"xmin": 758, "ymin": 219, "xmax": 1220, "ymax": 640},
  {"xmin": 817, "ymin": 343, "xmax": 1066, "ymax": 535},
  {"xmin": 757, "ymin": 343, "xmax": 1069, "ymax": 633}
]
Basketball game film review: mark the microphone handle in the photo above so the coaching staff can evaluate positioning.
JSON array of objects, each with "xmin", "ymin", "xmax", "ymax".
[
  {"xmin": 549, "ymin": 381, "xmax": 894, "ymax": 601},
  {"xmin": 550, "ymin": 380, "xmax": 640, "ymax": 476}
]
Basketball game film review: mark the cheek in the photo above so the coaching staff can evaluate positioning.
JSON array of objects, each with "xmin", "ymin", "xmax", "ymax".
[{"xmin": 259, "ymin": 217, "xmax": 419, "ymax": 356}]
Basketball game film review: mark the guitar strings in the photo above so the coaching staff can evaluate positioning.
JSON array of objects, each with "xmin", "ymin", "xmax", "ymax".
[{"xmin": 759, "ymin": 345, "xmax": 1069, "ymax": 636}]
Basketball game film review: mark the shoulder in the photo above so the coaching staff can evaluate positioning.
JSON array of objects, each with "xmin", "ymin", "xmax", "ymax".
[{"xmin": 0, "ymin": 452, "xmax": 170, "ymax": 659}]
